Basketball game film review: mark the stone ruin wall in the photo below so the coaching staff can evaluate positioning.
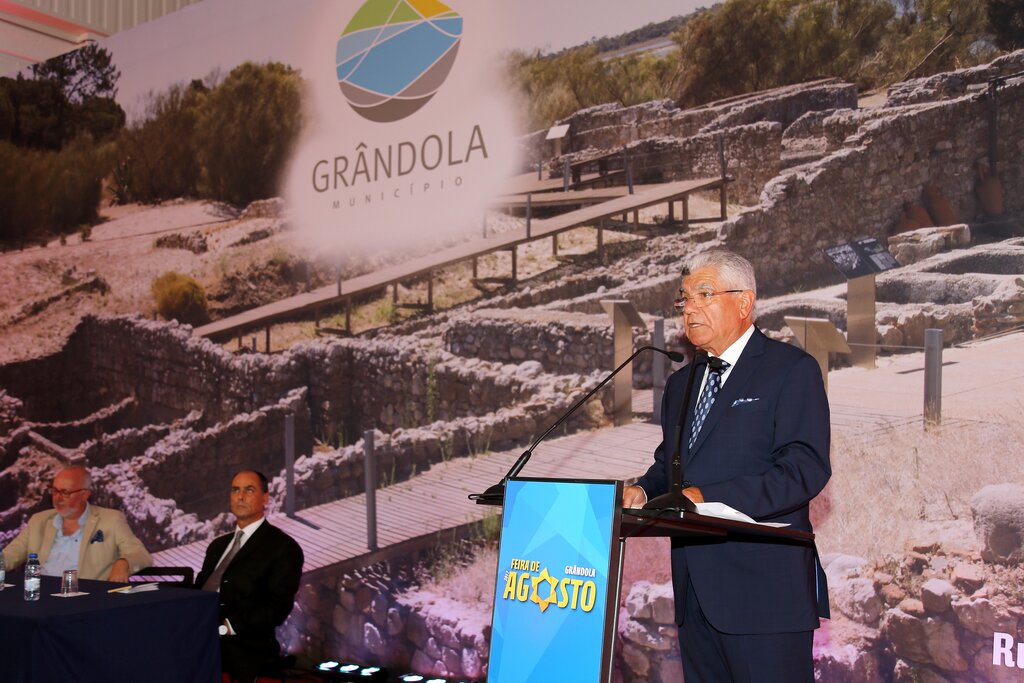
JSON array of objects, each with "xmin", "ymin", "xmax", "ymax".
[
  {"xmin": 0, "ymin": 316, "xmax": 630, "ymax": 549},
  {"xmin": 558, "ymin": 80, "xmax": 855, "ymax": 152},
  {"xmin": 721, "ymin": 76, "xmax": 1024, "ymax": 296},
  {"xmin": 0, "ymin": 316, "xmax": 304, "ymax": 426},
  {"xmin": 543, "ymin": 272, "xmax": 681, "ymax": 318},
  {"xmin": 522, "ymin": 80, "xmax": 857, "ymax": 206},
  {"xmin": 885, "ymin": 50, "xmax": 1024, "ymax": 107},
  {"xmin": 558, "ymin": 122, "xmax": 780, "ymax": 206},
  {"xmin": 625, "ymin": 123, "xmax": 783, "ymax": 206},
  {"xmin": 700, "ymin": 81, "xmax": 858, "ymax": 134},
  {"xmin": 304, "ymin": 338, "xmax": 540, "ymax": 439},
  {"xmin": 443, "ymin": 308, "xmax": 668, "ymax": 386},
  {"xmin": 273, "ymin": 371, "xmax": 616, "ymax": 514},
  {"xmin": 280, "ymin": 526, "xmax": 495, "ymax": 680}
]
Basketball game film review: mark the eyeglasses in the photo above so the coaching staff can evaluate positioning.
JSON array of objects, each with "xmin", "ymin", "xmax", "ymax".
[
  {"xmin": 673, "ymin": 289, "xmax": 744, "ymax": 310},
  {"xmin": 50, "ymin": 488, "xmax": 86, "ymax": 498}
]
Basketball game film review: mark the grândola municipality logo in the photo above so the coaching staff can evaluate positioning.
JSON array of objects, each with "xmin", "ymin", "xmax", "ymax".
[{"xmin": 336, "ymin": 0, "xmax": 463, "ymax": 123}]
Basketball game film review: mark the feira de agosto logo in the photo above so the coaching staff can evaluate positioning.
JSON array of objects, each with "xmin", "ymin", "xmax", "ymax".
[
  {"xmin": 311, "ymin": 0, "xmax": 487, "ymax": 209},
  {"xmin": 502, "ymin": 557, "xmax": 601, "ymax": 614}
]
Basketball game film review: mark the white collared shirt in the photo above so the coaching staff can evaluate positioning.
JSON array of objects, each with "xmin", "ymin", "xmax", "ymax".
[
  {"xmin": 215, "ymin": 517, "xmax": 265, "ymax": 636},
  {"xmin": 696, "ymin": 323, "xmax": 756, "ymax": 397},
  {"xmin": 42, "ymin": 504, "xmax": 90, "ymax": 577},
  {"xmin": 213, "ymin": 516, "xmax": 265, "ymax": 568}
]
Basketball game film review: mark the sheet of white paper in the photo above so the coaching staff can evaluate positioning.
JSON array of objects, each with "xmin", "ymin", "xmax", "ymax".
[
  {"xmin": 115, "ymin": 582, "xmax": 160, "ymax": 594},
  {"xmin": 50, "ymin": 591, "xmax": 90, "ymax": 597},
  {"xmin": 696, "ymin": 502, "xmax": 790, "ymax": 528}
]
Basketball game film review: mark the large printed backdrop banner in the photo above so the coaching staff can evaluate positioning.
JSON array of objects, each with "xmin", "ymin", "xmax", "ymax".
[{"xmin": 4, "ymin": 0, "xmax": 1024, "ymax": 681}]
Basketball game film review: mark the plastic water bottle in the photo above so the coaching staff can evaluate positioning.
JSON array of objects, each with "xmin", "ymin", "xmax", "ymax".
[{"xmin": 24, "ymin": 553, "xmax": 41, "ymax": 601}]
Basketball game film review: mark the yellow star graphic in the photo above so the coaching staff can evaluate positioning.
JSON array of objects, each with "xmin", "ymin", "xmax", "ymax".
[{"xmin": 530, "ymin": 568, "xmax": 559, "ymax": 613}]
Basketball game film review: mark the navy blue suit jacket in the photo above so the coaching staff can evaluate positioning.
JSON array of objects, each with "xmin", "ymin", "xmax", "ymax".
[{"xmin": 636, "ymin": 327, "xmax": 831, "ymax": 634}]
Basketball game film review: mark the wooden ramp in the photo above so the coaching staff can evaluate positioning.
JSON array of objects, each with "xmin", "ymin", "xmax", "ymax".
[
  {"xmin": 152, "ymin": 421, "xmax": 663, "ymax": 574},
  {"xmin": 502, "ymin": 171, "xmax": 613, "ymax": 195},
  {"xmin": 496, "ymin": 186, "xmax": 633, "ymax": 209},
  {"xmin": 194, "ymin": 177, "xmax": 727, "ymax": 342}
]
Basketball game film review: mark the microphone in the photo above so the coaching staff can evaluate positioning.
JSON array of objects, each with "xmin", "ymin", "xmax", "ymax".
[
  {"xmin": 643, "ymin": 353, "xmax": 721, "ymax": 514},
  {"xmin": 469, "ymin": 345, "xmax": 686, "ymax": 505}
]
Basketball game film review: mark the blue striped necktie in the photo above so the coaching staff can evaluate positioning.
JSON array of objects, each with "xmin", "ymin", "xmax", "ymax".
[{"xmin": 689, "ymin": 358, "xmax": 730, "ymax": 450}]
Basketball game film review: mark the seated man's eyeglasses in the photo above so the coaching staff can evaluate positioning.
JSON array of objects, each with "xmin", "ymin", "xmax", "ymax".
[
  {"xmin": 673, "ymin": 289, "xmax": 744, "ymax": 310},
  {"xmin": 50, "ymin": 488, "xmax": 86, "ymax": 498}
]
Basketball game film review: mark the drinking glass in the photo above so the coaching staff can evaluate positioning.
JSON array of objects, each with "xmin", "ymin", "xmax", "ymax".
[{"xmin": 61, "ymin": 569, "xmax": 79, "ymax": 595}]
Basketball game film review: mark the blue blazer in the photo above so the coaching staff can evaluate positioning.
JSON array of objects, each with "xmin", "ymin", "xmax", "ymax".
[{"xmin": 636, "ymin": 327, "xmax": 831, "ymax": 634}]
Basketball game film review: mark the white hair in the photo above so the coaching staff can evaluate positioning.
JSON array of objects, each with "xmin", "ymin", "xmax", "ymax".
[{"xmin": 685, "ymin": 250, "xmax": 757, "ymax": 320}]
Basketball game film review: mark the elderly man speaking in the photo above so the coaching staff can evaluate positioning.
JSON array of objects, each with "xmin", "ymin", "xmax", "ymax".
[
  {"xmin": 2, "ymin": 465, "xmax": 152, "ymax": 582},
  {"xmin": 623, "ymin": 250, "xmax": 831, "ymax": 682}
]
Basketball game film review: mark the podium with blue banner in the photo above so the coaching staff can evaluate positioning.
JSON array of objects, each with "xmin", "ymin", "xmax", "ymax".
[
  {"xmin": 487, "ymin": 478, "xmax": 623, "ymax": 683},
  {"xmin": 485, "ymin": 477, "xmax": 815, "ymax": 682}
]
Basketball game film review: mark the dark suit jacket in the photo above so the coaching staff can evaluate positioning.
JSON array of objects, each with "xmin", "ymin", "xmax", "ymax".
[
  {"xmin": 636, "ymin": 328, "xmax": 831, "ymax": 634},
  {"xmin": 195, "ymin": 520, "xmax": 304, "ymax": 671}
]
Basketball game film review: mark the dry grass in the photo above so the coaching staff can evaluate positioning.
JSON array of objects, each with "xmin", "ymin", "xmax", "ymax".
[
  {"xmin": 814, "ymin": 412, "xmax": 1024, "ymax": 559},
  {"xmin": 418, "ymin": 544, "xmax": 500, "ymax": 609}
]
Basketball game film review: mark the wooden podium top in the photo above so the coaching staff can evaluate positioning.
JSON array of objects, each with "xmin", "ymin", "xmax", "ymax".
[{"xmin": 621, "ymin": 509, "xmax": 815, "ymax": 544}]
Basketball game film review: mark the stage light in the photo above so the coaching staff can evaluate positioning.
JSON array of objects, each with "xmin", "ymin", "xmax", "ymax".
[
  {"xmin": 398, "ymin": 676, "xmax": 424, "ymax": 682},
  {"xmin": 315, "ymin": 660, "xmax": 388, "ymax": 681}
]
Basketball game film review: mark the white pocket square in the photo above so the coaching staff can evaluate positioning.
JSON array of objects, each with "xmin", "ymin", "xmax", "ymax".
[{"xmin": 732, "ymin": 398, "xmax": 760, "ymax": 406}]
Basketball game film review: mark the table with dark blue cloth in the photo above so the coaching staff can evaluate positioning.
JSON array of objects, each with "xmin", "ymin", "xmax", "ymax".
[{"xmin": 0, "ymin": 575, "xmax": 220, "ymax": 683}]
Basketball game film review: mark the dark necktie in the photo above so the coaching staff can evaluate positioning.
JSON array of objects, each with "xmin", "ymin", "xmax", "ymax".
[
  {"xmin": 689, "ymin": 358, "xmax": 730, "ymax": 450},
  {"xmin": 202, "ymin": 530, "xmax": 244, "ymax": 592}
]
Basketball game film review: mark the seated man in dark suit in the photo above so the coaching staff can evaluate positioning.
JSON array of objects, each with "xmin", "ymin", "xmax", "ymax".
[{"xmin": 196, "ymin": 470, "xmax": 304, "ymax": 683}]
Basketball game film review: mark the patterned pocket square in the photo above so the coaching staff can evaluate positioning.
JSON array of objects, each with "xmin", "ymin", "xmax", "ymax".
[
  {"xmin": 732, "ymin": 397, "xmax": 760, "ymax": 406},
  {"xmin": 90, "ymin": 530, "xmax": 104, "ymax": 544}
]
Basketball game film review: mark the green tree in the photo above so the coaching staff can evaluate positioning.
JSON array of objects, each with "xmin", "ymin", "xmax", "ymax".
[
  {"xmin": 30, "ymin": 43, "xmax": 120, "ymax": 103},
  {"xmin": 868, "ymin": 0, "xmax": 995, "ymax": 83},
  {"xmin": 2, "ymin": 44, "xmax": 125, "ymax": 150},
  {"xmin": 72, "ymin": 95, "xmax": 126, "ymax": 143},
  {"xmin": 2, "ymin": 76, "xmax": 69, "ymax": 149},
  {"xmin": 195, "ymin": 62, "xmax": 304, "ymax": 207},
  {"xmin": 0, "ymin": 137, "xmax": 111, "ymax": 248},
  {"xmin": 0, "ymin": 82, "xmax": 14, "ymax": 141},
  {"xmin": 674, "ymin": 0, "xmax": 792, "ymax": 106},
  {"xmin": 987, "ymin": 0, "xmax": 1024, "ymax": 50},
  {"xmin": 114, "ymin": 80, "xmax": 207, "ymax": 203}
]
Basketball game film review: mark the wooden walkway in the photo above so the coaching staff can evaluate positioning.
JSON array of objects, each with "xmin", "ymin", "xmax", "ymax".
[
  {"xmin": 194, "ymin": 177, "xmax": 727, "ymax": 342},
  {"xmin": 152, "ymin": 421, "xmax": 663, "ymax": 573},
  {"xmin": 496, "ymin": 186, "xmax": 634, "ymax": 209}
]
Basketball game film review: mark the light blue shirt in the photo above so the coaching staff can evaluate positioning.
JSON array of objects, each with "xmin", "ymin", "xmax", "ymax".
[{"xmin": 42, "ymin": 504, "xmax": 89, "ymax": 577}]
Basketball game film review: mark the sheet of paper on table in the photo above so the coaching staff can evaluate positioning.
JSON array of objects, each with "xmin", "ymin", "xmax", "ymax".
[
  {"xmin": 696, "ymin": 502, "xmax": 791, "ymax": 528},
  {"xmin": 51, "ymin": 591, "xmax": 90, "ymax": 597},
  {"xmin": 111, "ymin": 583, "xmax": 160, "ymax": 594}
]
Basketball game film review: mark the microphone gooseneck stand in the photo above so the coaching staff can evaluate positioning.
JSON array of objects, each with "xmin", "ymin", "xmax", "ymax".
[
  {"xmin": 643, "ymin": 353, "xmax": 721, "ymax": 514},
  {"xmin": 469, "ymin": 345, "xmax": 685, "ymax": 505}
]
